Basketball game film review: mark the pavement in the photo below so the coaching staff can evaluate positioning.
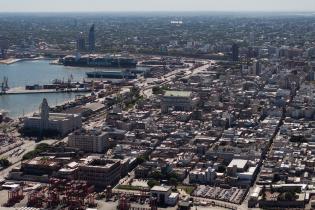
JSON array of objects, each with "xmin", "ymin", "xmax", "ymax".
[
  {"xmin": 0, "ymin": 138, "xmax": 65, "ymax": 178},
  {"xmin": 140, "ymin": 61, "xmax": 212, "ymax": 98}
]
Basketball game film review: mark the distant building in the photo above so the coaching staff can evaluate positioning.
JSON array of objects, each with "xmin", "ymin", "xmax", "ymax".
[
  {"xmin": 88, "ymin": 24, "xmax": 95, "ymax": 52},
  {"xmin": 249, "ymin": 32, "xmax": 255, "ymax": 46},
  {"xmin": 76, "ymin": 32, "xmax": 85, "ymax": 51},
  {"xmin": 0, "ymin": 37, "xmax": 9, "ymax": 59},
  {"xmin": 161, "ymin": 90, "xmax": 196, "ymax": 113},
  {"xmin": 68, "ymin": 129, "xmax": 109, "ymax": 153},
  {"xmin": 23, "ymin": 98, "xmax": 82, "ymax": 136},
  {"xmin": 232, "ymin": 43, "xmax": 239, "ymax": 62},
  {"xmin": 252, "ymin": 60, "xmax": 262, "ymax": 76}
]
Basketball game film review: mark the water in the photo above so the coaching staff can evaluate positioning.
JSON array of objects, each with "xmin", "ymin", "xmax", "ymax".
[
  {"xmin": 0, "ymin": 60, "xmax": 96, "ymax": 87},
  {"xmin": 0, "ymin": 60, "xmax": 101, "ymax": 118},
  {"xmin": 0, "ymin": 92, "xmax": 81, "ymax": 118}
]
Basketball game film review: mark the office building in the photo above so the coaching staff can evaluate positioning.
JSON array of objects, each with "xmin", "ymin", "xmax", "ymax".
[
  {"xmin": 68, "ymin": 129, "xmax": 109, "ymax": 153},
  {"xmin": 88, "ymin": 24, "xmax": 95, "ymax": 52},
  {"xmin": 78, "ymin": 157, "xmax": 125, "ymax": 187},
  {"xmin": 232, "ymin": 43, "xmax": 239, "ymax": 62},
  {"xmin": 189, "ymin": 167, "xmax": 216, "ymax": 184},
  {"xmin": 76, "ymin": 32, "xmax": 85, "ymax": 51}
]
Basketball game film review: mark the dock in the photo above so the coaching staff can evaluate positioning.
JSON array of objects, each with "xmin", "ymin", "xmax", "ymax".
[{"xmin": 2, "ymin": 87, "xmax": 91, "ymax": 95}]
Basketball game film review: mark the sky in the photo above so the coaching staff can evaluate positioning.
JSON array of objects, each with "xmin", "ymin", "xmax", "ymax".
[{"xmin": 0, "ymin": 0, "xmax": 315, "ymax": 12}]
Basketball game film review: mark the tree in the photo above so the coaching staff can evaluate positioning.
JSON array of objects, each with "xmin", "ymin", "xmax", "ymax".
[
  {"xmin": 152, "ymin": 86, "xmax": 162, "ymax": 95},
  {"xmin": 136, "ymin": 156, "xmax": 148, "ymax": 164},
  {"xmin": 270, "ymin": 184, "xmax": 275, "ymax": 193},
  {"xmin": 273, "ymin": 173, "xmax": 281, "ymax": 182},
  {"xmin": 35, "ymin": 143, "xmax": 50, "ymax": 151},
  {"xmin": 169, "ymin": 177, "xmax": 178, "ymax": 187},
  {"xmin": 0, "ymin": 158, "xmax": 11, "ymax": 167},
  {"xmin": 262, "ymin": 185, "xmax": 266, "ymax": 200},
  {"xmin": 22, "ymin": 143, "xmax": 51, "ymax": 160},
  {"xmin": 147, "ymin": 180, "xmax": 159, "ymax": 188},
  {"xmin": 284, "ymin": 191, "xmax": 296, "ymax": 201},
  {"xmin": 151, "ymin": 171, "xmax": 162, "ymax": 179},
  {"xmin": 217, "ymin": 165, "xmax": 226, "ymax": 173},
  {"xmin": 278, "ymin": 191, "xmax": 296, "ymax": 201}
]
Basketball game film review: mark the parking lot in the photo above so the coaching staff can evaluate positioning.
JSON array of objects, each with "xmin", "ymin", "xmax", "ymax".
[{"xmin": 193, "ymin": 185, "xmax": 246, "ymax": 204}]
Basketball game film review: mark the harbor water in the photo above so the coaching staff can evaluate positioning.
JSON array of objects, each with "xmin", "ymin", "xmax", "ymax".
[{"xmin": 0, "ymin": 60, "xmax": 113, "ymax": 118}]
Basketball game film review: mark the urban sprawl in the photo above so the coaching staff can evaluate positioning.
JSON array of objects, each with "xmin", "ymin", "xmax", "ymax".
[{"xmin": 1, "ymin": 13, "xmax": 315, "ymax": 210}]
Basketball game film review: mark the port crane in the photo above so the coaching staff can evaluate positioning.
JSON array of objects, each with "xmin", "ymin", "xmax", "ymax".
[{"xmin": 0, "ymin": 76, "xmax": 9, "ymax": 94}]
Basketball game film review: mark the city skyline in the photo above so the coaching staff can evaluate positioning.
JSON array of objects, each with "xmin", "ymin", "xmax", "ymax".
[{"xmin": 1, "ymin": 0, "xmax": 315, "ymax": 12}]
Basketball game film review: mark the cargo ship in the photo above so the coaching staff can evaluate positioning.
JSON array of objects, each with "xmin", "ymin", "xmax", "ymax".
[
  {"xmin": 86, "ymin": 70, "xmax": 137, "ymax": 79},
  {"xmin": 61, "ymin": 54, "xmax": 137, "ymax": 68}
]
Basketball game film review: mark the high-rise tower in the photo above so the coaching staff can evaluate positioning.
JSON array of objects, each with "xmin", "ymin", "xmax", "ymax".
[
  {"xmin": 232, "ymin": 43, "xmax": 239, "ymax": 62},
  {"xmin": 76, "ymin": 32, "xmax": 85, "ymax": 51},
  {"xmin": 88, "ymin": 24, "xmax": 95, "ymax": 52}
]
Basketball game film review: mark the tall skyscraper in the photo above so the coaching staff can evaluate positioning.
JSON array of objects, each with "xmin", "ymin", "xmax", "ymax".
[
  {"xmin": 76, "ymin": 32, "xmax": 85, "ymax": 51},
  {"xmin": 249, "ymin": 32, "xmax": 255, "ymax": 46},
  {"xmin": 0, "ymin": 37, "xmax": 9, "ymax": 59},
  {"xmin": 232, "ymin": 43, "xmax": 239, "ymax": 62},
  {"xmin": 88, "ymin": 24, "xmax": 96, "ymax": 52},
  {"xmin": 253, "ymin": 59, "xmax": 262, "ymax": 76}
]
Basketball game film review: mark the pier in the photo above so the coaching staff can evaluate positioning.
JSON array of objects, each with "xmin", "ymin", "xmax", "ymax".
[{"xmin": 2, "ymin": 87, "xmax": 91, "ymax": 95}]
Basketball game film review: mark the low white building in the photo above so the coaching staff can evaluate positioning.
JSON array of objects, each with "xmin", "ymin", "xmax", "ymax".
[{"xmin": 150, "ymin": 185, "xmax": 179, "ymax": 206}]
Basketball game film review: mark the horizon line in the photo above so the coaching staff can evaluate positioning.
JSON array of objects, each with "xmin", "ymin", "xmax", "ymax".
[{"xmin": 0, "ymin": 10, "xmax": 315, "ymax": 13}]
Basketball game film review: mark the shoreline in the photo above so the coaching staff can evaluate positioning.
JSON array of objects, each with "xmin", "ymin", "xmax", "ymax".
[
  {"xmin": 16, "ymin": 92, "xmax": 91, "ymax": 119},
  {"xmin": 4, "ymin": 87, "xmax": 91, "ymax": 95},
  {"xmin": 0, "ymin": 57, "xmax": 52, "ymax": 65}
]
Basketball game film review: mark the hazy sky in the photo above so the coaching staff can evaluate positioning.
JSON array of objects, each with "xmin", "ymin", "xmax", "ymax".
[{"xmin": 0, "ymin": 0, "xmax": 315, "ymax": 12}]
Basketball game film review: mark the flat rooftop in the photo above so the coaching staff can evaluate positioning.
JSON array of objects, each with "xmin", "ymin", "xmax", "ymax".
[
  {"xmin": 228, "ymin": 159, "xmax": 248, "ymax": 169},
  {"xmin": 151, "ymin": 185, "xmax": 172, "ymax": 192},
  {"xmin": 164, "ymin": 90, "xmax": 191, "ymax": 97}
]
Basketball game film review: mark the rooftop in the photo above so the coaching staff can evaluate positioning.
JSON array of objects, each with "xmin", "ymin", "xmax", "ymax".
[
  {"xmin": 228, "ymin": 159, "xmax": 248, "ymax": 169},
  {"xmin": 164, "ymin": 90, "xmax": 191, "ymax": 98},
  {"xmin": 151, "ymin": 185, "xmax": 172, "ymax": 192}
]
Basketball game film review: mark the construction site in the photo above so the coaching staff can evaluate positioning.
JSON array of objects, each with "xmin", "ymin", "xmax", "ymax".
[{"xmin": 3, "ymin": 178, "xmax": 97, "ymax": 210}]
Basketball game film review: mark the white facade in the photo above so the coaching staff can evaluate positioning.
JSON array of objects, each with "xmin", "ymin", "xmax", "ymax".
[
  {"xmin": 68, "ymin": 129, "xmax": 109, "ymax": 153},
  {"xmin": 189, "ymin": 167, "xmax": 216, "ymax": 184},
  {"xmin": 24, "ymin": 98, "xmax": 82, "ymax": 136},
  {"xmin": 150, "ymin": 186, "xmax": 179, "ymax": 206}
]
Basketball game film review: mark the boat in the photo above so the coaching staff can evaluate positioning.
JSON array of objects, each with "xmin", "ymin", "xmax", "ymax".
[
  {"xmin": 86, "ymin": 70, "xmax": 137, "ymax": 79},
  {"xmin": 62, "ymin": 54, "xmax": 137, "ymax": 68}
]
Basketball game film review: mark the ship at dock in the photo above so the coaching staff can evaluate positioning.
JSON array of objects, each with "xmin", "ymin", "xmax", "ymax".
[
  {"xmin": 60, "ymin": 54, "xmax": 138, "ymax": 68},
  {"xmin": 86, "ymin": 69, "xmax": 137, "ymax": 79}
]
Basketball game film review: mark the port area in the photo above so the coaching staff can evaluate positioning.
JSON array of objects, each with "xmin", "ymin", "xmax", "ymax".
[{"xmin": 3, "ymin": 87, "xmax": 91, "ymax": 95}]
